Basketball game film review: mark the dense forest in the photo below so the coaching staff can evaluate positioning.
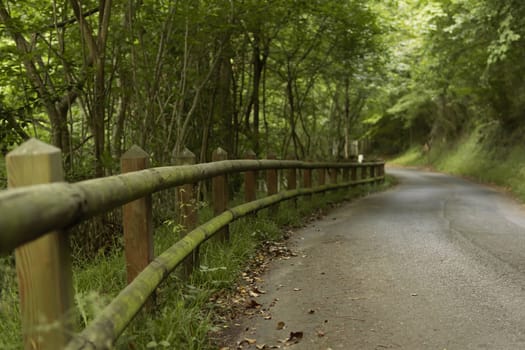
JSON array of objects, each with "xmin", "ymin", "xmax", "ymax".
[
  {"xmin": 0, "ymin": 0, "xmax": 383, "ymax": 183},
  {"xmin": 2, "ymin": 0, "xmax": 524, "ymax": 181}
]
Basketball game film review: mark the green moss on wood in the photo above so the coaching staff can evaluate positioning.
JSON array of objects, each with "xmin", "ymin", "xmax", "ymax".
[
  {"xmin": 0, "ymin": 160, "xmax": 383, "ymax": 254},
  {"xmin": 64, "ymin": 176, "xmax": 381, "ymax": 349}
]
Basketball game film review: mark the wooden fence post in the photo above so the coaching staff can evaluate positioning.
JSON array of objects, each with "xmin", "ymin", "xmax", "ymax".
[
  {"xmin": 244, "ymin": 150, "xmax": 257, "ymax": 203},
  {"xmin": 287, "ymin": 156, "xmax": 297, "ymax": 208},
  {"xmin": 361, "ymin": 164, "xmax": 367, "ymax": 180},
  {"xmin": 351, "ymin": 165, "xmax": 357, "ymax": 184},
  {"xmin": 342, "ymin": 165, "xmax": 350, "ymax": 182},
  {"xmin": 174, "ymin": 147, "xmax": 198, "ymax": 277},
  {"xmin": 121, "ymin": 146, "xmax": 154, "ymax": 286},
  {"xmin": 212, "ymin": 147, "xmax": 229, "ymax": 241},
  {"xmin": 370, "ymin": 164, "xmax": 376, "ymax": 184},
  {"xmin": 318, "ymin": 167, "xmax": 326, "ymax": 186},
  {"xmin": 6, "ymin": 139, "xmax": 74, "ymax": 350},
  {"xmin": 266, "ymin": 153, "xmax": 278, "ymax": 214},
  {"xmin": 330, "ymin": 167, "xmax": 337, "ymax": 184},
  {"xmin": 303, "ymin": 164, "xmax": 312, "ymax": 199}
]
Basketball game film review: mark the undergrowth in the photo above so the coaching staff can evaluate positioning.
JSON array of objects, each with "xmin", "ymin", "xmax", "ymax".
[
  {"xmin": 0, "ymin": 157, "xmax": 5, "ymax": 189},
  {"xmin": 0, "ymin": 180, "xmax": 392, "ymax": 350},
  {"xmin": 390, "ymin": 122, "xmax": 525, "ymax": 201}
]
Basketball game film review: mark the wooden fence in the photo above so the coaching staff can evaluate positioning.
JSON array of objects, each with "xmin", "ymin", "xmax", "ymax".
[{"xmin": 0, "ymin": 138, "xmax": 385, "ymax": 350}]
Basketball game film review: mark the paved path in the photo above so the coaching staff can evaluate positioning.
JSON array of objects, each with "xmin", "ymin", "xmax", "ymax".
[{"xmin": 228, "ymin": 168, "xmax": 525, "ymax": 349}]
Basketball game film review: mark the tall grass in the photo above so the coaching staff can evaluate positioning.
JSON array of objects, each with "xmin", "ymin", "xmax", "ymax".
[
  {"xmin": 0, "ymin": 157, "xmax": 6, "ymax": 189},
  {"xmin": 390, "ymin": 123, "xmax": 525, "ymax": 201},
  {"xmin": 0, "ymin": 181, "xmax": 392, "ymax": 349},
  {"xmin": 0, "ymin": 256, "xmax": 20, "ymax": 349}
]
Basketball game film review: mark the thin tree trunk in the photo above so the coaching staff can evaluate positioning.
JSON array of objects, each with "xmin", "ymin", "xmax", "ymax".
[
  {"xmin": 0, "ymin": 2, "xmax": 74, "ymax": 162},
  {"xmin": 69, "ymin": 0, "xmax": 112, "ymax": 177}
]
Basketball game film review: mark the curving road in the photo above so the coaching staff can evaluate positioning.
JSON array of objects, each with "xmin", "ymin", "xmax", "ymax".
[{"xmin": 227, "ymin": 168, "xmax": 525, "ymax": 349}]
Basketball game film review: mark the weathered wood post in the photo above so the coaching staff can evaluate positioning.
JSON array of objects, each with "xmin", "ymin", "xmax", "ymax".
[
  {"xmin": 121, "ymin": 146, "xmax": 154, "ymax": 286},
  {"xmin": 328, "ymin": 168, "xmax": 339, "ymax": 196},
  {"xmin": 318, "ymin": 166, "xmax": 326, "ymax": 196},
  {"xmin": 351, "ymin": 165, "xmax": 357, "ymax": 184},
  {"xmin": 266, "ymin": 153, "xmax": 278, "ymax": 214},
  {"xmin": 375, "ymin": 164, "xmax": 382, "ymax": 185},
  {"xmin": 342, "ymin": 164, "xmax": 350, "ymax": 183},
  {"xmin": 174, "ymin": 147, "xmax": 198, "ymax": 277},
  {"xmin": 303, "ymin": 163, "xmax": 312, "ymax": 199},
  {"xmin": 212, "ymin": 147, "xmax": 229, "ymax": 241},
  {"xmin": 6, "ymin": 139, "xmax": 74, "ymax": 350},
  {"xmin": 361, "ymin": 164, "xmax": 367, "ymax": 180},
  {"xmin": 319, "ymin": 168, "xmax": 326, "ymax": 185},
  {"xmin": 330, "ymin": 167, "xmax": 338, "ymax": 184},
  {"xmin": 287, "ymin": 156, "xmax": 297, "ymax": 208},
  {"xmin": 244, "ymin": 150, "xmax": 257, "ymax": 203}
]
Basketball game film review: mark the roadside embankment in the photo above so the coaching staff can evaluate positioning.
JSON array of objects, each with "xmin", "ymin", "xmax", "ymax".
[{"xmin": 391, "ymin": 123, "xmax": 525, "ymax": 202}]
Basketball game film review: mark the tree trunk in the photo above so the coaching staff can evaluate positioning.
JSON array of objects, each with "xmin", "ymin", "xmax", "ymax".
[
  {"xmin": 344, "ymin": 77, "xmax": 350, "ymax": 160},
  {"xmin": 216, "ymin": 39, "xmax": 235, "ymax": 155},
  {"xmin": 252, "ymin": 32, "xmax": 262, "ymax": 155},
  {"xmin": 69, "ymin": 0, "xmax": 112, "ymax": 177},
  {"xmin": 0, "ymin": 3, "xmax": 74, "ymax": 165}
]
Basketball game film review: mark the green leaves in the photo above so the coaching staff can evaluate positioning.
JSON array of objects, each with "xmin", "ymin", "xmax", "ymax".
[
  {"xmin": 488, "ymin": 9, "xmax": 521, "ymax": 65},
  {"xmin": 387, "ymin": 91, "xmax": 433, "ymax": 116}
]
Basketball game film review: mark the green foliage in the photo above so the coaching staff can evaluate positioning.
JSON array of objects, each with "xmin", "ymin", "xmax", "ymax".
[
  {"xmin": 366, "ymin": 0, "xmax": 525, "ymax": 153},
  {"xmin": 0, "ymin": 256, "xmax": 20, "ymax": 350},
  {"xmin": 0, "ymin": 157, "xmax": 6, "ymax": 189},
  {"xmin": 0, "ymin": 0, "xmax": 384, "ymax": 175},
  {"xmin": 391, "ymin": 123, "xmax": 525, "ymax": 202}
]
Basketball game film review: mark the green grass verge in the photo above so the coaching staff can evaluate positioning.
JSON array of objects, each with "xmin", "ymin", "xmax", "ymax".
[
  {"xmin": 390, "ymin": 123, "xmax": 525, "ymax": 201},
  {"xmin": 0, "ymin": 180, "xmax": 393, "ymax": 350},
  {"xmin": 0, "ymin": 157, "xmax": 6, "ymax": 189}
]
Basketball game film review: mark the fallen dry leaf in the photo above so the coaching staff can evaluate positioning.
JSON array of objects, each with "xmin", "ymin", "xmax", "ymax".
[
  {"xmin": 316, "ymin": 329, "xmax": 325, "ymax": 337},
  {"xmin": 207, "ymin": 228, "xmax": 308, "ymax": 348},
  {"xmin": 243, "ymin": 338, "xmax": 257, "ymax": 345},
  {"xmin": 308, "ymin": 309, "xmax": 315, "ymax": 314},
  {"xmin": 285, "ymin": 331, "xmax": 304, "ymax": 345},
  {"xmin": 293, "ymin": 288, "xmax": 301, "ymax": 292},
  {"xmin": 277, "ymin": 321, "xmax": 285, "ymax": 330},
  {"xmin": 253, "ymin": 287, "xmax": 266, "ymax": 294},
  {"xmin": 246, "ymin": 299, "xmax": 262, "ymax": 309}
]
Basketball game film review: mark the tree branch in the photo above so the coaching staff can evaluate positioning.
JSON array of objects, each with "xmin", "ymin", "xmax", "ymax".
[{"xmin": 44, "ymin": 8, "xmax": 99, "ymax": 30}]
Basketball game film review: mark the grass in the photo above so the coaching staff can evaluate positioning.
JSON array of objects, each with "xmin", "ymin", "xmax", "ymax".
[
  {"xmin": 0, "ymin": 256, "xmax": 20, "ymax": 349},
  {"xmin": 390, "ymin": 123, "xmax": 525, "ymax": 201},
  {"xmin": 0, "ymin": 179, "xmax": 393, "ymax": 350},
  {"xmin": 0, "ymin": 157, "xmax": 6, "ymax": 189}
]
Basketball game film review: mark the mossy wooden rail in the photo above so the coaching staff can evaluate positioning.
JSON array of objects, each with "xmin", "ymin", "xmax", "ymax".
[{"xmin": 0, "ymin": 138, "xmax": 385, "ymax": 350}]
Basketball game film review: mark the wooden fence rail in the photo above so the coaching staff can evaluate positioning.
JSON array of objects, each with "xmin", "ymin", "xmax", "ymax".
[{"xmin": 0, "ymin": 138, "xmax": 385, "ymax": 350}]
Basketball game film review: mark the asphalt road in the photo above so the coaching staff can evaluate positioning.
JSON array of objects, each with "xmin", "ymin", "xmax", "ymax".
[{"xmin": 228, "ymin": 168, "xmax": 525, "ymax": 350}]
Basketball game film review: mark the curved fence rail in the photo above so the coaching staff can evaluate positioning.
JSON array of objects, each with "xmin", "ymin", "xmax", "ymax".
[
  {"xmin": 0, "ymin": 158, "xmax": 383, "ymax": 253},
  {"xmin": 0, "ymin": 139, "xmax": 385, "ymax": 350}
]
